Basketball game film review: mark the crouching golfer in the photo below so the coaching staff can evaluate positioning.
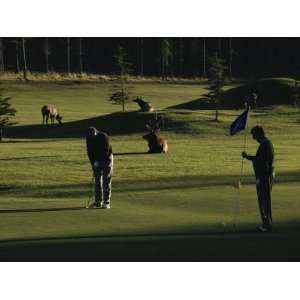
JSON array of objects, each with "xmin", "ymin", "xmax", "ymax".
[
  {"xmin": 86, "ymin": 127, "xmax": 113, "ymax": 209},
  {"xmin": 242, "ymin": 126, "xmax": 274, "ymax": 232}
]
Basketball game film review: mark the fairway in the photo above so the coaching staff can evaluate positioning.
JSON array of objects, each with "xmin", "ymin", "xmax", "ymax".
[{"xmin": 1, "ymin": 81, "xmax": 300, "ymax": 260}]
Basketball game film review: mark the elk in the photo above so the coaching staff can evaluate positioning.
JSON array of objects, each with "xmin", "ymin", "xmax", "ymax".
[
  {"xmin": 133, "ymin": 97, "xmax": 154, "ymax": 112},
  {"xmin": 41, "ymin": 105, "xmax": 63, "ymax": 125},
  {"xmin": 143, "ymin": 119, "xmax": 168, "ymax": 153}
]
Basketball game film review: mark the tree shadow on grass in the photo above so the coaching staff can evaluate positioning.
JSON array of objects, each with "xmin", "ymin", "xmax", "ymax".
[
  {"xmin": 4, "ymin": 111, "xmax": 160, "ymax": 139},
  {"xmin": 0, "ymin": 185, "xmax": 15, "ymax": 192},
  {"xmin": 0, "ymin": 155, "xmax": 59, "ymax": 161},
  {"xmin": 1, "ymin": 221, "xmax": 300, "ymax": 261},
  {"xmin": 1, "ymin": 170, "xmax": 300, "ymax": 200},
  {"xmin": 114, "ymin": 152, "xmax": 149, "ymax": 156},
  {"xmin": 0, "ymin": 206, "xmax": 85, "ymax": 214}
]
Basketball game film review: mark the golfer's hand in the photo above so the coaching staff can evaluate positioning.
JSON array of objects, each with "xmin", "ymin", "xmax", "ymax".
[
  {"xmin": 93, "ymin": 161, "xmax": 99, "ymax": 169},
  {"xmin": 242, "ymin": 151, "xmax": 247, "ymax": 158}
]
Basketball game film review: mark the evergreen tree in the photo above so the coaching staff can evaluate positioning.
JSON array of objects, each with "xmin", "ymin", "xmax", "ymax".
[
  {"xmin": 11, "ymin": 39, "xmax": 20, "ymax": 73},
  {"xmin": 44, "ymin": 37, "xmax": 51, "ymax": 73},
  {"xmin": 293, "ymin": 81, "xmax": 300, "ymax": 107},
  {"xmin": 109, "ymin": 46, "xmax": 133, "ymax": 112},
  {"xmin": 21, "ymin": 38, "xmax": 29, "ymax": 81},
  {"xmin": 66, "ymin": 37, "xmax": 71, "ymax": 74},
  {"xmin": 178, "ymin": 37, "xmax": 184, "ymax": 77},
  {"xmin": 0, "ymin": 38, "xmax": 4, "ymax": 72},
  {"xmin": 139, "ymin": 37, "xmax": 144, "ymax": 76},
  {"xmin": 160, "ymin": 38, "xmax": 173, "ymax": 78},
  {"xmin": 78, "ymin": 38, "xmax": 83, "ymax": 74},
  {"xmin": 228, "ymin": 37, "xmax": 233, "ymax": 79},
  {"xmin": 202, "ymin": 38, "xmax": 206, "ymax": 77},
  {"xmin": 207, "ymin": 53, "xmax": 226, "ymax": 121},
  {"xmin": 0, "ymin": 90, "xmax": 17, "ymax": 142}
]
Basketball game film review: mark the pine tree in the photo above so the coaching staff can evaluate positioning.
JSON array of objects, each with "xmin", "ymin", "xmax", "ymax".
[
  {"xmin": 11, "ymin": 39, "xmax": 20, "ymax": 73},
  {"xmin": 228, "ymin": 37, "xmax": 233, "ymax": 79},
  {"xmin": 207, "ymin": 53, "xmax": 226, "ymax": 121},
  {"xmin": 109, "ymin": 46, "xmax": 133, "ymax": 112},
  {"xmin": 0, "ymin": 90, "xmax": 17, "ymax": 142},
  {"xmin": 78, "ymin": 38, "xmax": 83, "ymax": 74},
  {"xmin": 178, "ymin": 37, "xmax": 184, "ymax": 77},
  {"xmin": 160, "ymin": 38, "xmax": 173, "ymax": 78},
  {"xmin": 202, "ymin": 38, "xmax": 206, "ymax": 77},
  {"xmin": 139, "ymin": 37, "xmax": 144, "ymax": 76},
  {"xmin": 44, "ymin": 37, "xmax": 51, "ymax": 73},
  {"xmin": 21, "ymin": 38, "xmax": 28, "ymax": 81},
  {"xmin": 0, "ymin": 38, "xmax": 4, "ymax": 72},
  {"xmin": 66, "ymin": 37, "xmax": 71, "ymax": 74}
]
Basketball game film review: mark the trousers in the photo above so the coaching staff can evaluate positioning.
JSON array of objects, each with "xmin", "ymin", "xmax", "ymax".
[
  {"xmin": 256, "ymin": 174, "xmax": 273, "ymax": 227},
  {"xmin": 94, "ymin": 155, "xmax": 113, "ymax": 204}
]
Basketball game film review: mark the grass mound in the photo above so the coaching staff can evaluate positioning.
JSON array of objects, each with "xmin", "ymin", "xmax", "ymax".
[
  {"xmin": 222, "ymin": 77, "xmax": 299, "ymax": 108},
  {"xmin": 170, "ymin": 78, "xmax": 299, "ymax": 111}
]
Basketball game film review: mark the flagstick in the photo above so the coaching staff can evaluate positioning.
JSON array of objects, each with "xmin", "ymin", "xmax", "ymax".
[{"xmin": 233, "ymin": 106, "xmax": 250, "ymax": 230}]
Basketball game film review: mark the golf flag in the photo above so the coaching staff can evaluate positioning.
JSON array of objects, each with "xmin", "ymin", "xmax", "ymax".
[{"xmin": 230, "ymin": 107, "xmax": 250, "ymax": 136}]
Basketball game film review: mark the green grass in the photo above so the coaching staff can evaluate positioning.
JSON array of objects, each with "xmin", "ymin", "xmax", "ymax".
[{"xmin": 0, "ymin": 81, "xmax": 300, "ymax": 260}]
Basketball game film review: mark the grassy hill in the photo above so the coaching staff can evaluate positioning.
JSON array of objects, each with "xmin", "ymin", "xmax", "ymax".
[
  {"xmin": 170, "ymin": 78, "xmax": 299, "ymax": 110},
  {"xmin": 0, "ymin": 81, "xmax": 300, "ymax": 260}
]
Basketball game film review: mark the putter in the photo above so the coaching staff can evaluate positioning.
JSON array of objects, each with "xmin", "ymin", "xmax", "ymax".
[{"xmin": 86, "ymin": 173, "xmax": 94, "ymax": 208}]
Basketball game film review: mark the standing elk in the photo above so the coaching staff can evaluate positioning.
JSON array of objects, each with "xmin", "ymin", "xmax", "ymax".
[
  {"xmin": 143, "ymin": 119, "xmax": 168, "ymax": 153},
  {"xmin": 133, "ymin": 97, "xmax": 154, "ymax": 112},
  {"xmin": 41, "ymin": 105, "xmax": 63, "ymax": 125}
]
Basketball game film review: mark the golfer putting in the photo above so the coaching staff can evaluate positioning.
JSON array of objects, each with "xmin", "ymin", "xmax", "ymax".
[{"xmin": 86, "ymin": 126, "xmax": 113, "ymax": 209}]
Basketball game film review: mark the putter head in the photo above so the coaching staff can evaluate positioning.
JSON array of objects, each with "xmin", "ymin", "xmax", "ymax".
[{"xmin": 233, "ymin": 180, "xmax": 242, "ymax": 189}]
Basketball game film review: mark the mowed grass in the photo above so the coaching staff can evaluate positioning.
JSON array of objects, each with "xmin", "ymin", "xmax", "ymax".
[{"xmin": 0, "ymin": 81, "xmax": 300, "ymax": 260}]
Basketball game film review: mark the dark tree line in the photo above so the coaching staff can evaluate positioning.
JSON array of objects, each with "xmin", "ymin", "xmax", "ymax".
[{"xmin": 0, "ymin": 37, "xmax": 300, "ymax": 78}]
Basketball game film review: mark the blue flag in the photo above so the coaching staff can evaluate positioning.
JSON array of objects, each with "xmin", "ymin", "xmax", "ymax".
[{"xmin": 230, "ymin": 108, "xmax": 249, "ymax": 136}]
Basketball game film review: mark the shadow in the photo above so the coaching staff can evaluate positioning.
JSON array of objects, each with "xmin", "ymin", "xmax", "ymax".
[
  {"xmin": 168, "ymin": 78, "xmax": 298, "ymax": 111},
  {"xmin": 4, "ymin": 111, "xmax": 163, "ymax": 139},
  {"xmin": 0, "ymin": 185, "xmax": 15, "ymax": 192},
  {"xmin": 114, "ymin": 151, "xmax": 149, "ymax": 156},
  {"xmin": 1, "ymin": 140, "xmax": 52, "ymax": 143},
  {"xmin": 2, "ymin": 170, "xmax": 300, "ymax": 200},
  {"xmin": 0, "ymin": 206, "xmax": 85, "ymax": 214},
  {"xmin": 168, "ymin": 97, "xmax": 216, "ymax": 110},
  {"xmin": 0, "ymin": 155, "xmax": 59, "ymax": 161},
  {"xmin": 1, "ymin": 221, "xmax": 300, "ymax": 260}
]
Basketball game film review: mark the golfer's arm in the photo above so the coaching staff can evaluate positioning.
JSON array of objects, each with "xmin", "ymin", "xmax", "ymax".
[
  {"xmin": 86, "ymin": 142, "xmax": 95, "ymax": 165},
  {"xmin": 245, "ymin": 154, "xmax": 255, "ymax": 161}
]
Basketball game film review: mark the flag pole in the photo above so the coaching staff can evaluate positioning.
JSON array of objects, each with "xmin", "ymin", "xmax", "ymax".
[
  {"xmin": 233, "ymin": 105, "xmax": 250, "ymax": 229},
  {"xmin": 240, "ymin": 105, "xmax": 250, "ymax": 183}
]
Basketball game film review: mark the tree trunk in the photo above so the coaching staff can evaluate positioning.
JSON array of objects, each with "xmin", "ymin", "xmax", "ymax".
[
  {"xmin": 203, "ymin": 38, "xmax": 206, "ymax": 77},
  {"xmin": 67, "ymin": 37, "xmax": 71, "ymax": 74},
  {"xmin": 21, "ymin": 38, "xmax": 28, "ymax": 81},
  {"xmin": 15, "ymin": 42, "xmax": 20, "ymax": 73},
  {"xmin": 218, "ymin": 37, "xmax": 222, "ymax": 57},
  {"xmin": 229, "ymin": 37, "xmax": 233, "ymax": 79},
  {"xmin": 0, "ymin": 127, "xmax": 3, "ymax": 142},
  {"xmin": 215, "ymin": 109, "xmax": 219, "ymax": 122},
  {"xmin": 78, "ymin": 38, "xmax": 83, "ymax": 74},
  {"xmin": 44, "ymin": 37, "xmax": 49, "ymax": 73},
  {"xmin": 0, "ymin": 38, "xmax": 4, "ymax": 72},
  {"xmin": 179, "ymin": 37, "xmax": 183, "ymax": 77},
  {"xmin": 140, "ymin": 37, "xmax": 144, "ymax": 76}
]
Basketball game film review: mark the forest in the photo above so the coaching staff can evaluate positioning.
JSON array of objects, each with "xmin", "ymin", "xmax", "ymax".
[{"xmin": 0, "ymin": 37, "xmax": 300, "ymax": 78}]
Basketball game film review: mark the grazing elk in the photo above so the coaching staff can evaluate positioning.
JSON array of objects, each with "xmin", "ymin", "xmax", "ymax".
[
  {"xmin": 41, "ymin": 105, "xmax": 63, "ymax": 125},
  {"xmin": 143, "ymin": 119, "xmax": 168, "ymax": 153},
  {"xmin": 133, "ymin": 97, "xmax": 154, "ymax": 112}
]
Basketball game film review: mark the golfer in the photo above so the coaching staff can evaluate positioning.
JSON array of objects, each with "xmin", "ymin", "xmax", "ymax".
[
  {"xmin": 242, "ymin": 126, "xmax": 274, "ymax": 232},
  {"xmin": 86, "ymin": 126, "xmax": 113, "ymax": 209}
]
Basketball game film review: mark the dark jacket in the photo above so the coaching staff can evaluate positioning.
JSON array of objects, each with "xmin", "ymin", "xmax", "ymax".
[
  {"xmin": 246, "ymin": 137, "xmax": 274, "ymax": 178},
  {"xmin": 86, "ymin": 131, "xmax": 113, "ymax": 165}
]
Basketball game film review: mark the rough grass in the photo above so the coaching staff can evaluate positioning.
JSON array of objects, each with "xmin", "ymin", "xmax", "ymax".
[{"xmin": 0, "ymin": 81, "xmax": 300, "ymax": 260}]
